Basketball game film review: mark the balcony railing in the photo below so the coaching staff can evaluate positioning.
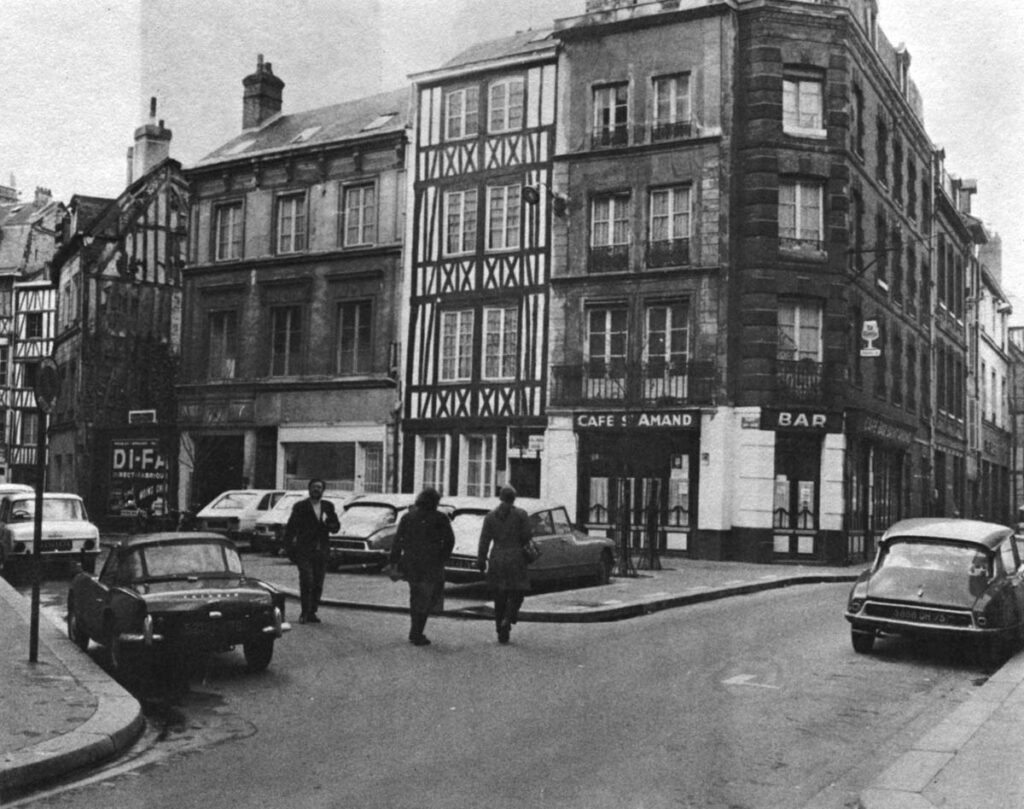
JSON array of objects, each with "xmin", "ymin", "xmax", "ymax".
[
  {"xmin": 588, "ymin": 244, "xmax": 630, "ymax": 274},
  {"xmin": 774, "ymin": 358, "xmax": 843, "ymax": 404},
  {"xmin": 550, "ymin": 359, "xmax": 715, "ymax": 407},
  {"xmin": 646, "ymin": 238, "xmax": 690, "ymax": 268},
  {"xmin": 591, "ymin": 126, "xmax": 629, "ymax": 148},
  {"xmin": 647, "ymin": 120, "xmax": 694, "ymax": 143}
]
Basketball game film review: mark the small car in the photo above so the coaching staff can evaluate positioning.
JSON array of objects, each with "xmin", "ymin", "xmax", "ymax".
[
  {"xmin": 442, "ymin": 495, "xmax": 617, "ymax": 586},
  {"xmin": 845, "ymin": 518, "xmax": 1024, "ymax": 665},
  {"xmin": 326, "ymin": 493, "xmax": 424, "ymax": 570},
  {"xmin": 194, "ymin": 489, "xmax": 286, "ymax": 549},
  {"xmin": 0, "ymin": 492, "xmax": 100, "ymax": 580},
  {"xmin": 66, "ymin": 532, "xmax": 290, "ymax": 680},
  {"xmin": 251, "ymin": 489, "xmax": 351, "ymax": 554}
]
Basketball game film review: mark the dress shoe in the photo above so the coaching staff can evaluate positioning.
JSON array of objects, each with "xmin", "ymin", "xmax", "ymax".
[
  {"xmin": 498, "ymin": 628, "xmax": 510, "ymax": 644},
  {"xmin": 307, "ymin": 615, "xmax": 322, "ymax": 624},
  {"xmin": 410, "ymin": 635, "xmax": 431, "ymax": 646},
  {"xmin": 298, "ymin": 614, "xmax": 309, "ymax": 624}
]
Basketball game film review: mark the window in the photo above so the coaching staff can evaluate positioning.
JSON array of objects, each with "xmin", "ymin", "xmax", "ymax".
[
  {"xmin": 907, "ymin": 161, "xmax": 918, "ymax": 220},
  {"xmin": 441, "ymin": 310, "xmax": 473, "ymax": 381},
  {"xmin": 444, "ymin": 189, "xmax": 478, "ymax": 255},
  {"xmin": 25, "ymin": 312, "xmax": 43, "ymax": 339},
  {"xmin": 464, "ymin": 435, "xmax": 496, "ymax": 497},
  {"xmin": 276, "ymin": 193, "xmax": 307, "ymax": 254},
  {"xmin": 587, "ymin": 307, "xmax": 628, "ymax": 394},
  {"xmin": 892, "ymin": 331, "xmax": 903, "ymax": 405},
  {"xmin": 851, "ymin": 190, "xmax": 865, "ymax": 272},
  {"xmin": 270, "ymin": 305, "xmax": 303, "ymax": 375},
  {"xmin": 208, "ymin": 310, "xmax": 237, "ymax": 379},
  {"xmin": 783, "ymin": 70, "xmax": 825, "ymax": 134},
  {"xmin": 892, "ymin": 138, "xmax": 904, "ymax": 202},
  {"xmin": 593, "ymin": 83, "xmax": 629, "ymax": 147},
  {"xmin": 906, "ymin": 340, "xmax": 917, "ymax": 411},
  {"xmin": 777, "ymin": 299, "xmax": 822, "ymax": 362},
  {"xmin": 876, "ymin": 114, "xmax": 889, "ymax": 185},
  {"xmin": 779, "ymin": 180, "xmax": 823, "ymax": 249},
  {"xmin": 341, "ymin": 184, "xmax": 376, "ymax": 246},
  {"xmin": 891, "ymin": 227, "xmax": 903, "ymax": 304},
  {"xmin": 483, "ymin": 306, "xmax": 518, "ymax": 380},
  {"xmin": 214, "ymin": 201, "xmax": 243, "ymax": 260},
  {"xmin": 652, "ymin": 74, "xmax": 691, "ymax": 140},
  {"xmin": 336, "ymin": 300, "xmax": 372, "ymax": 374},
  {"xmin": 488, "ymin": 77, "xmax": 524, "ymax": 133},
  {"xmin": 445, "ymin": 86, "xmax": 479, "ymax": 140},
  {"xmin": 22, "ymin": 411, "xmax": 38, "ymax": 447},
  {"xmin": 644, "ymin": 302, "xmax": 689, "ymax": 399},
  {"xmin": 420, "ymin": 435, "xmax": 448, "ymax": 494},
  {"xmin": 851, "ymin": 85, "xmax": 865, "ymax": 156},
  {"xmin": 875, "ymin": 211, "xmax": 889, "ymax": 282},
  {"xmin": 648, "ymin": 186, "xmax": 691, "ymax": 267},
  {"xmin": 590, "ymin": 193, "xmax": 630, "ymax": 272},
  {"xmin": 486, "ymin": 184, "xmax": 521, "ymax": 251}
]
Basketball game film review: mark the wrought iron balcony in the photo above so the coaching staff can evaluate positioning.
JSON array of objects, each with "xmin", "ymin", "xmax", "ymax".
[
  {"xmin": 550, "ymin": 359, "xmax": 715, "ymax": 407},
  {"xmin": 646, "ymin": 238, "xmax": 690, "ymax": 268},
  {"xmin": 645, "ymin": 120, "xmax": 694, "ymax": 143},
  {"xmin": 588, "ymin": 244, "xmax": 630, "ymax": 274},
  {"xmin": 773, "ymin": 358, "xmax": 843, "ymax": 404},
  {"xmin": 591, "ymin": 126, "xmax": 629, "ymax": 149}
]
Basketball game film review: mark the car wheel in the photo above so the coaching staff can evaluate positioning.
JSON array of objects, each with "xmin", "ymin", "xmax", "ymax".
[
  {"xmin": 66, "ymin": 599, "xmax": 90, "ymax": 651},
  {"xmin": 851, "ymin": 629, "xmax": 875, "ymax": 654},
  {"xmin": 595, "ymin": 551, "xmax": 614, "ymax": 585},
  {"xmin": 244, "ymin": 637, "xmax": 275, "ymax": 672},
  {"xmin": 978, "ymin": 635, "xmax": 1010, "ymax": 670}
]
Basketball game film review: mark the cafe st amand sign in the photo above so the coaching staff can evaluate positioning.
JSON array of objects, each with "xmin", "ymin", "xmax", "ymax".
[{"xmin": 574, "ymin": 410, "xmax": 700, "ymax": 431}]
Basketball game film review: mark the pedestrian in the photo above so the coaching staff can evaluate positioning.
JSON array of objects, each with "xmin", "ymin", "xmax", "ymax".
[
  {"xmin": 388, "ymin": 487, "xmax": 454, "ymax": 646},
  {"xmin": 283, "ymin": 478, "xmax": 340, "ymax": 624},
  {"xmin": 477, "ymin": 485, "xmax": 533, "ymax": 644}
]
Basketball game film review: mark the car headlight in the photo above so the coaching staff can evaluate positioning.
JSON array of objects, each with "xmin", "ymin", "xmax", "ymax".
[{"xmin": 848, "ymin": 598, "xmax": 865, "ymax": 614}]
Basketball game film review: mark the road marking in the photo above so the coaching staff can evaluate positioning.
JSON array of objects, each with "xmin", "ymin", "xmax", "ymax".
[{"xmin": 723, "ymin": 674, "xmax": 780, "ymax": 689}]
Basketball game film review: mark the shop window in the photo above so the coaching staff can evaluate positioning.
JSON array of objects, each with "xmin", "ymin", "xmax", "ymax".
[
  {"xmin": 486, "ymin": 184, "xmax": 521, "ymax": 251},
  {"xmin": 440, "ymin": 310, "xmax": 474, "ymax": 382},
  {"xmin": 772, "ymin": 433, "xmax": 821, "ymax": 556},
  {"xmin": 445, "ymin": 86, "xmax": 479, "ymax": 140},
  {"xmin": 463, "ymin": 435, "xmax": 495, "ymax": 497},
  {"xmin": 488, "ymin": 77, "xmax": 524, "ymax": 133},
  {"xmin": 419, "ymin": 435, "xmax": 448, "ymax": 495},
  {"xmin": 783, "ymin": 68, "xmax": 825, "ymax": 136},
  {"xmin": 444, "ymin": 189, "xmax": 478, "ymax": 255},
  {"xmin": 282, "ymin": 441, "xmax": 382, "ymax": 493},
  {"xmin": 482, "ymin": 306, "xmax": 518, "ymax": 381}
]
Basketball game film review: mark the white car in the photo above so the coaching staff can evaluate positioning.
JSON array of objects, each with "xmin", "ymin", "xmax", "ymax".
[
  {"xmin": 194, "ymin": 489, "xmax": 286, "ymax": 549},
  {"xmin": 0, "ymin": 492, "xmax": 100, "ymax": 580},
  {"xmin": 251, "ymin": 489, "xmax": 351, "ymax": 554}
]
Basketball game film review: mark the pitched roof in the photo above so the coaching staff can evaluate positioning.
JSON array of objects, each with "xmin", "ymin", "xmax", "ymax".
[
  {"xmin": 195, "ymin": 86, "xmax": 410, "ymax": 167},
  {"xmin": 441, "ymin": 28, "xmax": 556, "ymax": 70}
]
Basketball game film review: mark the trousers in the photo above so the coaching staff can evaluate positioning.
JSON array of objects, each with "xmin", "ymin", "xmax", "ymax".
[{"xmin": 295, "ymin": 552, "xmax": 327, "ymax": 617}]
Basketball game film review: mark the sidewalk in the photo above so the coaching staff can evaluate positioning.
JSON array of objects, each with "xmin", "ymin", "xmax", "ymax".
[{"xmin": 2, "ymin": 557, "xmax": 1022, "ymax": 807}]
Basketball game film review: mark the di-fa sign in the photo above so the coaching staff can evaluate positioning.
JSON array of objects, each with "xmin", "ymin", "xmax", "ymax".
[
  {"xmin": 860, "ymin": 319, "xmax": 881, "ymax": 358},
  {"xmin": 34, "ymin": 357, "xmax": 60, "ymax": 412}
]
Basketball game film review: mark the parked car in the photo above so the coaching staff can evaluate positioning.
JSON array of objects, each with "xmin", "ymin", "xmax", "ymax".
[
  {"xmin": 194, "ymin": 489, "xmax": 286, "ymax": 549},
  {"xmin": 66, "ymin": 532, "xmax": 290, "ymax": 681},
  {"xmin": 251, "ymin": 489, "xmax": 351, "ymax": 554},
  {"xmin": 845, "ymin": 518, "xmax": 1024, "ymax": 665},
  {"xmin": 442, "ymin": 495, "xmax": 617, "ymax": 586},
  {"xmin": 326, "ymin": 493, "xmax": 425, "ymax": 570},
  {"xmin": 0, "ymin": 492, "xmax": 100, "ymax": 580}
]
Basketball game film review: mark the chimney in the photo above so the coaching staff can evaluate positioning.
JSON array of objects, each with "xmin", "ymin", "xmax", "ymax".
[
  {"xmin": 131, "ymin": 97, "xmax": 172, "ymax": 183},
  {"xmin": 243, "ymin": 54, "xmax": 284, "ymax": 130},
  {"xmin": 959, "ymin": 178, "xmax": 978, "ymax": 215},
  {"xmin": 34, "ymin": 187, "xmax": 51, "ymax": 206}
]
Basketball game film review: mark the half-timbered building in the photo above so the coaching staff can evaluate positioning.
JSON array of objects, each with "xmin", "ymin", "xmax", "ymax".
[{"xmin": 403, "ymin": 31, "xmax": 558, "ymax": 497}]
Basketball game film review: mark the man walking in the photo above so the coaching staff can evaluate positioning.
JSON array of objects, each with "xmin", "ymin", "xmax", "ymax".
[
  {"xmin": 477, "ymin": 486, "xmax": 533, "ymax": 644},
  {"xmin": 283, "ymin": 478, "xmax": 341, "ymax": 624}
]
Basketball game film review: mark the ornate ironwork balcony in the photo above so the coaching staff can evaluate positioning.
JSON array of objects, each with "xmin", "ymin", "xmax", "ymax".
[
  {"xmin": 550, "ymin": 359, "xmax": 715, "ymax": 407},
  {"xmin": 591, "ymin": 126, "xmax": 629, "ymax": 148},
  {"xmin": 588, "ymin": 244, "xmax": 630, "ymax": 274},
  {"xmin": 773, "ymin": 358, "xmax": 843, "ymax": 404},
  {"xmin": 646, "ymin": 238, "xmax": 690, "ymax": 268}
]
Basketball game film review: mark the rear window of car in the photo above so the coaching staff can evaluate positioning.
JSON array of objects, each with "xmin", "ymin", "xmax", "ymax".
[
  {"xmin": 338, "ymin": 504, "xmax": 398, "ymax": 536},
  {"xmin": 880, "ymin": 539, "xmax": 990, "ymax": 577},
  {"xmin": 209, "ymin": 492, "xmax": 265, "ymax": 510},
  {"xmin": 138, "ymin": 542, "xmax": 243, "ymax": 579},
  {"xmin": 8, "ymin": 497, "xmax": 85, "ymax": 522},
  {"xmin": 451, "ymin": 512, "xmax": 485, "ymax": 543}
]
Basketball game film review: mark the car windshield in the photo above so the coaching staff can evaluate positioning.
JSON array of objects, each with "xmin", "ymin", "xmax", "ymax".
[
  {"xmin": 880, "ymin": 539, "xmax": 991, "ymax": 577},
  {"xmin": 268, "ymin": 492, "xmax": 306, "ymax": 517},
  {"xmin": 136, "ymin": 542, "xmax": 244, "ymax": 580},
  {"xmin": 209, "ymin": 492, "xmax": 265, "ymax": 511},
  {"xmin": 450, "ymin": 512, "xmax": 486, "ymax": 552},
  {"xmin": 338, "ymin": 504, "xmax": 397, "ymax": 536},
  {"xmin": 8, "ymin": 498, "xmax": 86, "ymax": 522}
]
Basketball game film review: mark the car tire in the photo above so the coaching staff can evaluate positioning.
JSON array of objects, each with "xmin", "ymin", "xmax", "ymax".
[
  {"xmin": 244, "ymin": 637, "xmax": 274, "ymax": 672},
  {"xmin": 66, "ymin": 599, "xmax": 90, "ymax": 651},
  {"xmin": 595, "ymin": 551, "xmax": 614, "ymax": 585},
  {"xmin": 978, "ymin": 635, "xmax": 1010, "ymax": 670},
  {"xmin": 851, "ymin": 629, "xmax": 875, "ymax": 654}
]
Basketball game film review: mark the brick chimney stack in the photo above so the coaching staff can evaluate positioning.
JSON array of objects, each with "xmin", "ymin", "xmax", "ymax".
[
  {"xmin": 130, "ymin": 97, "xmax": 172, "ymax": 184},
  {"xmin": 243, "ymin": 54, "xmax": 284, "ymax": 130}
]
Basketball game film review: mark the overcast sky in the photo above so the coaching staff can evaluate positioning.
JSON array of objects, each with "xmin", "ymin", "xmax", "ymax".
[{"xmin": 3, "ymin": 0, "xmax": 1021, "ymax": 304}]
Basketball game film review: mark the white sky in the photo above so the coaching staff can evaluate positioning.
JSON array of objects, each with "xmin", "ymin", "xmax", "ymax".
[{"xmin": 2, "ymin": 0, "xmax": 1021, "ymax": 303}]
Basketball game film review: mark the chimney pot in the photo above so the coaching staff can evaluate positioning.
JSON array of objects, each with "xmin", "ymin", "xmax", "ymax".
[{"xmin": 242, "ymin": 55, "xmax": 285, "ymax": 129}]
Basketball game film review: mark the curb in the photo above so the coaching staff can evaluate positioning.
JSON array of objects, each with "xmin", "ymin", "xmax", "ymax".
[{"xmin": 0, "ymin": 576, "xmax": 145, "ymax": 798}]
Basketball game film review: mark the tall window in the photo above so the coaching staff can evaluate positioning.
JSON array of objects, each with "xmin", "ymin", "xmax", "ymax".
[
  {"xmin": 777, "ymin": 299, "xmax": 822, "ymax": 362},
  {"xmin": 214, "ymin": 201, "xmax": 243, "ymax": 261},
  {"xmin": 488, "ymin": 77, "xmax": 524, "ymax": 133},
  {"xmin": 587, "ymin": 307, "xmax": 628, "ymax": 381},
  {"xmin": 444, "ymin": 189, "xmax": 478, "ymax": 255},
  {"xmin": 783, "ymin": 69, "xmax": 825, "ymax": 133},
  {"xmin": 361, "ymin": 443, "xmax": 384, "ymax": 493},
  {"xmin": 779, "ymin": 180, "xmax": 823, "ymax": 248},
  {"xmin": 590, "ymin": 193, "xmax": 630, "ymax": 272},
  {"xmin": 208, "ymin": 310, "xmax": 237, "ymax": 379},
  {"xmin": 851, "ymin": 85, "xmax": 865, "ymax": 156},
  {"xmin": 25, "ymin": 312, "xmax": 43, "ymax": 339},
  {"xmin": 644, "ymin": 302, "xmax": 689, "ymax": 402},
  {"xmin": 464, "ymin": 435, "xmax": 495, "ymax": 497},
  {"xmin": 892, "ymin": 138, "xmax": 904, "ymax": 202},
  {"xmin": 336, "ymin": 300, "xmax": 372, "ymax": 374},
  {"xmin": 648, "ymin": 186, "xmax": 691, "ymax": 267},
  {"xmin": 445, "ymin": 86, "xmax": 479, "ymax": 140},
  {"xmin": 875, "ymin": 211, "xmax": 889, "ymax": 282},
  {"xmin": 270, "ymin": 305, "xmax": 303, "ymax": 375},
  {"xmin": 440, "ymin": 310, "xmax": 473, "ymax": 381},
  {"xmin": 652, "ymin": 74, "xmax": 691, "ymax": 140},
  {"xmin": 483, "ymin": 306, "xmax": 518, "ymax": 380},
  {"xmin": 420, "ymin": 435, "xmax": 447, "ymax": 494},
  {"xmin": 486, "ymin": 184, "xmax": 521, "ymax": 251},
  {"xmin": 276, "ymin": 193, "xmax": 306, "ymax": 254},
  {"xmin": 876, "ymin": 114, "xmax": 889, "ymax": 184},
  {"xmin": 593, "ymin": 83, "xmax": 628, "ymax": 146},
  {"xmin": 342, "ymin": 184, "xmax": 376, "ymax": 246}
]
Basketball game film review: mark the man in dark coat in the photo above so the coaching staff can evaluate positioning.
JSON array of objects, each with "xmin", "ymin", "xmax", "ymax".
[
  {"xmin": 477, "ymin": 486, "xmax": 533, "ymax": 644},
  {"xmin": 283, "ymin": 478, "xmax": 340, "ymax": 624},
  {"xmin": 388, "ymin": 487, "xmax": 454, "ymax": 646}
]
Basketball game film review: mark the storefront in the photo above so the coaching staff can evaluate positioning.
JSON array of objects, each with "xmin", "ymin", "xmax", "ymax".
[{"xmin": 574, "ymin": 409, "xmax": 701, "ymax": 561}]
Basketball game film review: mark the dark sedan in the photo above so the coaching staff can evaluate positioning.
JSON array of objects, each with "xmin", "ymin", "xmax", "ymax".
[
  {"xmin": 845, "ymin": 518, "xmax": 1024, "ymax": 666},
  {"xmin": 66, "ymin": 532, "xmax": 290, "ymax": 681}
]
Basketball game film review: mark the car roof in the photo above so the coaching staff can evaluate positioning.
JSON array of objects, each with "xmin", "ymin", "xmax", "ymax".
[
  {"xmin": 113, "ymin": 532, "xmax": 237, "ymax": 551},
  {"xmin": 5, "ymin": 491, "xmax": 82, "ymax": 501},
  {"xmin": 441, "ymin": 495, "xmax": 562, "ymax": 515},
  {"xmin": 344, "ymin": 493, "xmax": 419, "ymax": 508},
  {"xmin": 881, "ymin": 518, "xmax": 1013, "ymax": 549}
]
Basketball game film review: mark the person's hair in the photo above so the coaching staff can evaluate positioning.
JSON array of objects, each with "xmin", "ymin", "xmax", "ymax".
[
  {"xmin": 498, "ymin": 485, "xmax": 517, "ymax": 504},
  {"xmin": 415, "ymin": 486, "xmax": 441, "ymax": 509},
  {"xmin": 308, "ymin": 478, "xmax": 326, "ymax": 491}
]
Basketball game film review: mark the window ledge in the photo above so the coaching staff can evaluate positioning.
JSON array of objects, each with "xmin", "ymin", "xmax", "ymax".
[{"xmin": 784, "ymin": 126, "xmax": 827, "ymax": 140}]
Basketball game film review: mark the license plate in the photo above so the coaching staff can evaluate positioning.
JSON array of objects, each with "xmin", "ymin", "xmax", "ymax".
[
  {"xmin": 894, "ymin": 607, "xmax": 946, "ymax": 624},
  {"xmin": 42, "ymin": 539, "xmax": 73, "ymax": 552}
]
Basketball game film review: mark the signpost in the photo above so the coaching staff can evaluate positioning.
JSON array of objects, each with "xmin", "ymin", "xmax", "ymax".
[{"xmin": 28, "ymin": 358, "xmax": 59, "ymax": 663}]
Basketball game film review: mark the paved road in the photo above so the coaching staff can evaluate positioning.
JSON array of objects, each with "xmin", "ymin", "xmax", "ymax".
[{"xmin": 12, "ymin": 576, "xmax": 982, "ymax": 809}]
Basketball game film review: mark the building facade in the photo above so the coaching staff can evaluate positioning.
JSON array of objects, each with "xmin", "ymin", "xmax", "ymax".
[{"xmin": 180, "ymin": 58, "xmax": 409, "ymax": 507}]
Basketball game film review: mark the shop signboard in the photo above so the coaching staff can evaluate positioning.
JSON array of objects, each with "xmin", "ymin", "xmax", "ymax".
[
  {"xmin": 574, "ymin": 410, "xmax": 701, "ymax": 431},
  {"xmin": 760, "ymin": 408, "xmax": 843, "ymax": 433},
  {"xmin": 110, "ymin": 437, "xmax": 169, "ymax": 514}
]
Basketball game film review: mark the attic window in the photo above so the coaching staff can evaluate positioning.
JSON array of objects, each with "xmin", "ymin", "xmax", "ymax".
[
  {"xmin": 292, "ymin": 126, "xmax": 321, "ymax": 143},
  {"xmin": 362, "ymin": 113, "xmax": 397, "ymax": 132},
  {"xmin": 222, "ymin": 139, "xmax": 255, "ymax": 156}
]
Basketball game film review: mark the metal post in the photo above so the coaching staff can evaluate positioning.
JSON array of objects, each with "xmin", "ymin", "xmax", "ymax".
[{"xmin": 28, "ymin": 408, "xmax": 47, "ymax": 663}]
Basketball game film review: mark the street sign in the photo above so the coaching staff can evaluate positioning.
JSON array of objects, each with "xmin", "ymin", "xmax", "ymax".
[
  {"xmin": 527, "ymin": 435, "xmax": 545, "ymax": 452},
  {"xmin": 34, "ymin": 357, "xmax": 60, "ymax": 413}
]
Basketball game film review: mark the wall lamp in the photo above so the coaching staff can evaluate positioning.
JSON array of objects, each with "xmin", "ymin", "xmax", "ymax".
[{"xmin": 522, "ymin": 182, "xmax": 570, "ymax": 217}]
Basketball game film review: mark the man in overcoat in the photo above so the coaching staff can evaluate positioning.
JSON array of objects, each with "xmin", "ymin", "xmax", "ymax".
[
  {"xmin": 477, "ymin": 486, "xmax": 533, "ymax": 644},
  {"xmin": 283, "ymin": 478, "xmax": 341, "ymax": 623}
]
